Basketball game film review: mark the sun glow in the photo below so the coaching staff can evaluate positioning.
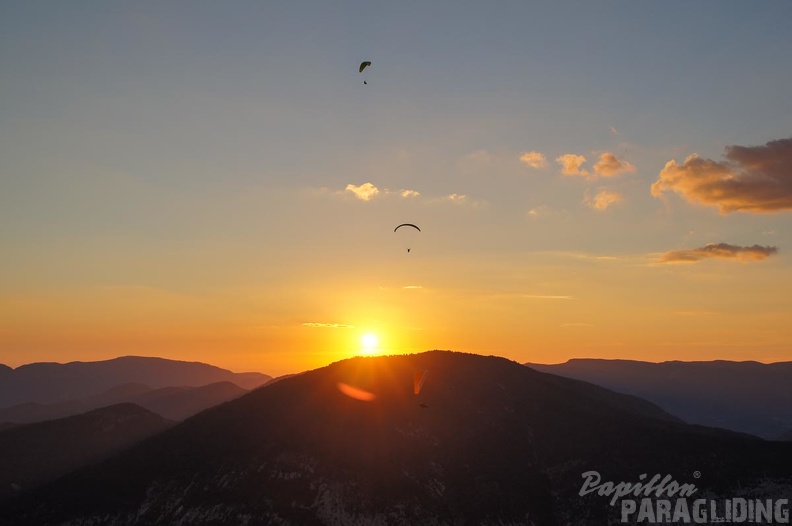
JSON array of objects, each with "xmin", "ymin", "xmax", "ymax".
[{"xmin": 360, "ymin": 333, "xmax": 379, "ymax": 355}]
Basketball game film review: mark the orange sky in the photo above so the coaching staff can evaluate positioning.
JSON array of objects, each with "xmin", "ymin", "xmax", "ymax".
[{"xmin": 2, "ymin": 4, "xmax": 792, "ymax": 376}]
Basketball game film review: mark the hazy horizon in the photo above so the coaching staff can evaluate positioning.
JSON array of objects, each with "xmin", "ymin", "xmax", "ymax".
[{"xmin": 3, "ymin": 2, "xmax": 792, "ymax": 377}]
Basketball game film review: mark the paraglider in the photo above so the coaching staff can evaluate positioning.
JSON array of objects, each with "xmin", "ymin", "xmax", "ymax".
[
  {"xmin": 359, "ymin": 61, "xmax": 371, "ymax": 84},
  {"xmin": 413, "ymin": 369, "xmax": 429, "ymax": 395},
  {"xmin": 414, "ymin": 369, "xmax": 429, "ymax": 408},
  {"xmin": 394, "ymin": 223, "xmax": 421, "ymax": 253}
]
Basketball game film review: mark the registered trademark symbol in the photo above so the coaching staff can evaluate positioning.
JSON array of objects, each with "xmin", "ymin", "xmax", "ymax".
[{"xmin": 693, "ymin": 471, "xmax": 701, "ymax": 478}]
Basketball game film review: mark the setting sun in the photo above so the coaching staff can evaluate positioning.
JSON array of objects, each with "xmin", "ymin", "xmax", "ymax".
[{"xmin": 360, "ymin": 333, "xmax": 379, "ymax": 355}]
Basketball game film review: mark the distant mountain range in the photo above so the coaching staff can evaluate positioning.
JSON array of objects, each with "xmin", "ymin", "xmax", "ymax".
[
  {"xmin": 526, "ymin": 359, "xmax": 792, "ymax": 440},
  {"xmin": 0, "ymin": 381, "xmax": 250, "ymax": 424},
  {"xmin": 0, "ymin": 356, "xmax": 271, "ymax": 408},
  {"xmin": 0, "ymin": 403, "xmax": 171, "ymax": 499},
  {"xmin": 4, "ymin": 351, "xmax": 791, "ymax": 525}
]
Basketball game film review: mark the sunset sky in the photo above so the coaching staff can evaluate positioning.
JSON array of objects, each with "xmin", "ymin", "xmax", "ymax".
[{"xmin": 2, "ymin": 2, "xmax": 792, "ymax": 376}]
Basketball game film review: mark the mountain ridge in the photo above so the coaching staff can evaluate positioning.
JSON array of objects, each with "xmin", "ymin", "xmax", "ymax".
[
  {"xmin": 0, "ymin": 356, "xmax": 271, "ymax": 408},
  {"xmin": 526, "ymin": 358, "xmax": 792, "ymax": 439},
  {"xmin": 5, "ymin": 351, "xmax": 791, "ymax": 525}
]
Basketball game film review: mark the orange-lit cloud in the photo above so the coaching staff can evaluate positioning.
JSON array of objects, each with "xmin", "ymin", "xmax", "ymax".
[
  {"xmin": 556, "ymin": 152, "xmax": 634, "ymax": 179},
  {"xmin": 593, "ymin": 152, "xmax": 635, "ymax": 177},
  {"xmin": 651, "ymin": 138, "xmax": 792, "ymax": 213},
  {"xmin": 345, "ymin": 182, "xmax": 380, "ymax": 201},
  {"xmin": 584, "ymin": 189, "xmax": 624, "ymax": 210},
  {"xmin": 659, "ymin": 243, "xmax": 778, "ymax": 263},
  {"xmin": 556, "ymin": 154, "xmax": 589, "ymax": 177},
  {"xmin": 520, "ymin": 151, "xmax": 547, "ymax": 169},
  {"xmin": 302, "ymin": 322, "xmax": 355, "ymax": 328},
  {"xmin": 400, "ymin": 189, "xmax": 420, "ymax": 198}
]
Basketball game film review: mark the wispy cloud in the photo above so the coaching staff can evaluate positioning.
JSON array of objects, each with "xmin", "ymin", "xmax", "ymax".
[
  {"xmin": 674, "ymin": 310, "xmax": 718, "ymax": 317},
  {"xmin": 519, "ymin": 151, "xmax": 548, "ymax": 169},
  {"xmin": 429, "ymin": 193, "xmax": 486, "ymax": 208},
  {"xmin": 330, "ymin": 183, "xmax": 480, "ymax": 206},
  {"xmin": 445, "ymin": 193, "xmax": 467, "ymax": 203},
  {"xmin": 584, "ymin": 189, "xmax": 623, "ymax": 210},
  {"xmin": 651, "ymin": 137, "xmax": 792, "ymax": 213},
  {"xmin": 402, "ymin": 285, "xmax": 423, "ymax": 289},
  {"xmin": 302, "ymin": 322, "xmax": 355, "ymax": 328},
  {"xmin": 556, "ymin": 154, "xmax": 589, "ymax": 177},
  {"xmin": 659, "ymin": 243, "xmax": 778, "ymax": 264},
  {"xmin": 527, "ymin": 205, "xmax": 552, "ymax": 217},
  {"xmin": 520, "ymin": 294, "xmax": 575, "ymax": 300},
  {"xmin": 466, "ymin": 149, "xmax": 492, "ymax": 163},
  {"xmin": 337, "ymin": 183, "xmax": 421, "ymax": 201}
]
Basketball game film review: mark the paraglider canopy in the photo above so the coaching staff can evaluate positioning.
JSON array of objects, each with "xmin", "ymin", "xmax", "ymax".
[
  {"xmin": 359, "ymin": 61, "xmax": 372, "ymax": 73},
  {"xmin": 394, "ymin": 223, "xmax": 421, "ymax": 253},
  {"xmin": 413, "ymin": 369, "xmax": 429, "ymax": 395},
  {"xmin": 394, "ymin": 223, "xmax": 421, "ymax": 233}
]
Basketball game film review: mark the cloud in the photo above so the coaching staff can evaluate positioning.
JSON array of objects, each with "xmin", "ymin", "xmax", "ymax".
[
  {"xmin": 555, "ymin": 154, "xmax": 589, "ymax": 177},
  {"xmin": 302, "ymin": 322, "xmax": 355, "ymax": 328},
  {"xmin": 521, "ymin": 295, "xmax": 575, "ymax": 300},
  {"xmin": 345, "ymin": 182, "xmax": 380, "ymax": 201},
  {"xmin": 332, "ymin": 184, "xmax": 478, "ymax": 207},
  {"xmin": 430, "ymin": 193, "xmax": 485, "ymax": 208},
  {"xmin": 519, "ymin": 151, "xmax": 548, "ymax": 169},
  {"xmin": 527, "ymin": 205, "xmax": 551, "ymax": 217},
  {"xmin": 340, "ymin": 183, "xmax": 421, "ymax": 201},
  {"xmin": 610, "ymin": 127, "xmax": 619, "ymax": 136},
  {"xmin": 659, "ymin": 243, "xmax": 778, "ymax": 264},
  {"xmin": 651, "ymin": 138, "xmax": 792, "ymax": 213},
  {"xmin": 593, "ymin": 152, "xmax": 635, "ymax": 177},
  {"xmin": 402, "ymin": 285, "xmax": 423, "ymax": 289},
  {"xmin": 556, "ymin": 152, "xmax": 634, "ymax": 179},
  {"xmin": 584, "ymin": 189, "xmax": 624, "ymax": 210},
  {"xmin": 445, "ymin": 193, "xmax": 468, "ymax": 203}
]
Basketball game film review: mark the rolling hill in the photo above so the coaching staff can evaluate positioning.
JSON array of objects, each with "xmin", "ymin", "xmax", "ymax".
[{"xmin": 0, "ymin": 403, "xmax": 171, "ymax": 499}]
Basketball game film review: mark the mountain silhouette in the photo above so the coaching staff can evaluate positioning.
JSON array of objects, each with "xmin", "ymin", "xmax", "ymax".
[
  {"xmin": 0, "ymin": 403, "xmax": 171, "ymax": 499},
  {"xmin": 0, "ymin": 356, "xmax": 271, "ymax": 408},
  {"xmin": 4, "ymin": 351, "xmax": 791, "ymax": 525},
  {"xmin": 0, "ymin": 381, "xmax": 249, "ymax": 424},
  {"xmin": 526, "ymin": 359, "xmax": 792, "ymax": 439}
]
